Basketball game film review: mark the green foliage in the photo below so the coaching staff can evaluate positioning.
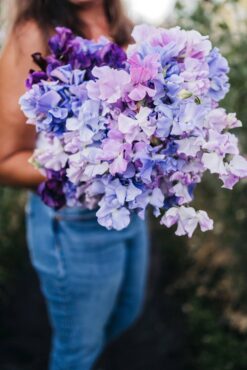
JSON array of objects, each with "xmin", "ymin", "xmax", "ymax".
[
  {"xmin": 186, "ymin": 298, "xmax": 247, "ymax": 370},
  {"xmin": 168, "ymin": 1, "xmax": 247, "ymax": 369},
  {"xmin": 0, "ymin": 189, "xmax": 27, "ymax": 298}
]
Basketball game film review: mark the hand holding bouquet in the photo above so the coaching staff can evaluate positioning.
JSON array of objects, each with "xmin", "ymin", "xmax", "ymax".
[{"xmin": 20, "ymin": 24, "xmax": 247, "ymax": 237}]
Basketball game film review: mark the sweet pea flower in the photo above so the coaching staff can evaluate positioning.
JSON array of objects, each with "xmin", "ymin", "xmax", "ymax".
[
  {"xmin": 161, "ymin": 206, "xmax": 213, "ymax": 237},
  {"xmin": 227, "ymin": 155, "xmax": 247, "ymax": 178},
  {"xmin": 66, "ymin": 100, "xmax": 103, "ymax": 144},
  {"xmin": 66, "ymin": 152, "xmax": 87, "ymax": 184},
  {"xmin": 220, "ymin": 155, "xmax": 247, "ymax": 189},
  {"xmin": 83, "ymin": 162, "xmax": 109, "ymax": 180},
  {"xmin": 201, "ymin": 152, "xmax": 227, "ymax": 175},
  {"xmin": 129, "ymin": 187, "xmax": 164, "ymax": 219},
  {"xmin": 136, "ymin": 107, "xmax": 156, "ymax": 137},
  {"xmin": 110, "ymin": 153, "xmax": 128, "ymax": 175},
  {"xmin": 175, "ymin": 137, "xmax": 205, "ymax": 158},
  {"xmin": 96, "ymin": 42, "xmax": 127, "ymax": 68},
  {"xmin": 171, "ymin": 183, "xmax": 193, "ymax": 205},
  {"xmin": 203, "ymin": 130, "xmax": 239, "ymax": 156},
  {"xmin": 96, "ymin": 203, "xmax": 131, "ymax": 230},
  {"xmin": 38, "ymin": 169, "xmax": 67, "ymax": 210},
  {"xmin": 87, "ymin": 66, "xmax": 131, "ymax": 103},
  {"xmin": 207, "ymin": 48, "xmax": 230, "ymax": 101},
  {"xmin": 33, "ymin": 135, "xmax": 68, "ymax": 171},
  {"xmin": 63, "ymin": 131, "xmax": 83, "ymax": 153},
  {"xmin": 117, "ymin": 107, "xmax": 154, "ymax": 143},
  {"xmin": 171, "ymin": 101, "xmax": 208, "ymax": 136},
  {"xmin": 20, "ymin": 85, "xmax": 61, "ymax": 123},
  {"xmin": 181, "ymin": 57, "xmax": 210, "ymax": 96},
  {"xmin": 95, "ymin": 178, "xmax": 143, "ymax": 230},
  {"xmin": 184, "ymin": 30, "xmax": 212, "ymax": 59},
  {"xmin": 131, "ymin": 24, "xmax": 159, "ymax": 44},
  {"xmin": 127, "ymin": 51, "xmax": 160, "ymax": 101},
  {"xmin": 20, "ymin": 25, "xmax": 247, "ymax": 237},
  {"xmin": 128, "ymin": 53, "xmax": 160, "ymax": 84},
  {"xmin": 204, "ymin": 108, "xmax": 230, "ymax": 132}
]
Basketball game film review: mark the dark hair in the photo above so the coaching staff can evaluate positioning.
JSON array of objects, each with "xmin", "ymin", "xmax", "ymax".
[{"xmin": 13, "ymin": 0, "xmax": 133, "ymax": 46}]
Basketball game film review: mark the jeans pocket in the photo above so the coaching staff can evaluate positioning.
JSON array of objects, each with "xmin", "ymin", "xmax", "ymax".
[
  {"xmin": 25, "ymin": 201, "xmax": 67, "ymax": 279},
  {"xmin": 55, "ymin": 216, "xmax": 127, "ymax": 281}
]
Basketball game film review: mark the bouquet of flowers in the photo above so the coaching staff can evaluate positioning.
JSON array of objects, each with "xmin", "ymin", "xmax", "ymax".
[{"xmin": 20, "ymin": 24, "xmax": 247, "ymax": 236}]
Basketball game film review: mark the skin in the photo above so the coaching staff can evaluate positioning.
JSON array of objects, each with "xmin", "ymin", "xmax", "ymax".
[{"xmin": 0, "ymin": 0, "xmax": 111, "ymax": 188}]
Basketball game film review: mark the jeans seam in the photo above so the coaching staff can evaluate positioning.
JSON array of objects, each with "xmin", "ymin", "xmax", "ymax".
[
  {"xmin": 54, "ymin": 214, "xmax": 97, "ymax": 222},
  {"xmin": 52, "ymin": 217, "xmax": 68, "ymax": 280}
]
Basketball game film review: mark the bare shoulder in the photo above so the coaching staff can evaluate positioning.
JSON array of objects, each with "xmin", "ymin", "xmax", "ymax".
[
  {"xmin": 0, "ymin": 20, "xmax": 47, "ymax": 65},
  {"xmin": 0, "ymin": 20, "xmax": 47, "ymax": 133},
  {"xmin": 15, "ymin": 20, "xmax": 47, "ymax": 52}
]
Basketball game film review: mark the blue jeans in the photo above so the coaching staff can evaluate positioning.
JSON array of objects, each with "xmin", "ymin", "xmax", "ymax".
[{"xmin": 25, "ymin": 192, "xmax": 149, "ymax": 370}]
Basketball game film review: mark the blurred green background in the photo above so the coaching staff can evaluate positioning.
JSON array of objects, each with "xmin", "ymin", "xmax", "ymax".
[{"xmin": 0, "ymin": 1, "xmax": 247, "ymax": 369}]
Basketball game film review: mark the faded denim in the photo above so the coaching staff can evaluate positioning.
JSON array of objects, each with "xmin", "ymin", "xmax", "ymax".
[{"xmin": 25, "ymin": 192, "xmax": 149, "ymax": 370}]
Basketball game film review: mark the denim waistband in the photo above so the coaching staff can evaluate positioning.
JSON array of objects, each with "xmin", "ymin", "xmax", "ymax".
[
  {"xmin": 27, "ymin": 191, "xmax": 97, "ymax": 221},
  {"xmin": 26, "ymin": 191, "xmax": 147, "ymax": 239},
  {"xmin": 26, "ymin": 192, "xmax": 144, "ymax": 225}
]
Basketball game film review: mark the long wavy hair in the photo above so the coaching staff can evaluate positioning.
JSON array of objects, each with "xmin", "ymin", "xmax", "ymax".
[{"xmin": 12, "ymin": 0, "xmax": 133, "ymax": 46}]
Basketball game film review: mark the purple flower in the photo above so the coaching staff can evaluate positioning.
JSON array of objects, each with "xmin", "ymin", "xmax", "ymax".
[
  {"xmin": 96, "ymin": 204, "xmax": 131, "ymax": 230},
  {"xmin": 38, "ymin": 170, "xmax": 67, "ymax": 210},
  {"xmin": 220, "ymin": 155, "xmax": 247, "ymax": 189},
  {"xmin": 48, "ymin": 28, "xmax": 96, "ymax": 75},
  {"xmin": 87, "ymin": 66, "xmax": 131, "ymax": 103},
  {"xmin": 208, "ymin": 48, "xmax": 230, "ymax": 101},
  {"xmin": 19, "ymin": 24, "xmax": 247, "ymax": 237},
  {"xmin": 26, "ymin": 70, "xmax": 48, "ymax": 89},
  {"xmin": 181, "ymin": 57, "xmax": 210, "ymax": 96},
  {"xmin": 32, "ymin": 52, "xmax": 48, "ymax": 71},
  {"xmin": 127, "ymin": 53, "xmax": 159, "ymax": 101},
  {"xmin": 96, "ymin": 42, "xmax": 127, "ymax": 68},
  {"xmin": 161, "ymin": 206, "xmax": 213, "ymax": 237},
  {"xmin": 128, "ymin": 53, "xmax": 160, "ymax": 84},
  {"xmin": 48, "ymin": 27, "xmax": 75, "ymax": 60},
  {"xmin": 33, "ymin": 135, "xmax": 68, "ymax": 171}
]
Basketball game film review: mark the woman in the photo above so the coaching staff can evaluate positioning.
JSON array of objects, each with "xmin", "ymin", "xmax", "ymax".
[{"xmin": 0, "ymin": 1, "xmax": 149, "ymax": 369}]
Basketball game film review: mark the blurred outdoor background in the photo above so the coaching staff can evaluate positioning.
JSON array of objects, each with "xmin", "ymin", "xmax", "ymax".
[{"xmin": 1, "ymin": 0, "xmax": 247, "ymax": 369}]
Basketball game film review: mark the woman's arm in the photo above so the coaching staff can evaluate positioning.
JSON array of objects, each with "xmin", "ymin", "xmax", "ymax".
[
  {"xmin": 0, "ymin": 151, "xmax": 44, "ymax": 188},
  {"xmin": 0, "ymin": 21, "xmax": 47, "ymax": 188}
]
